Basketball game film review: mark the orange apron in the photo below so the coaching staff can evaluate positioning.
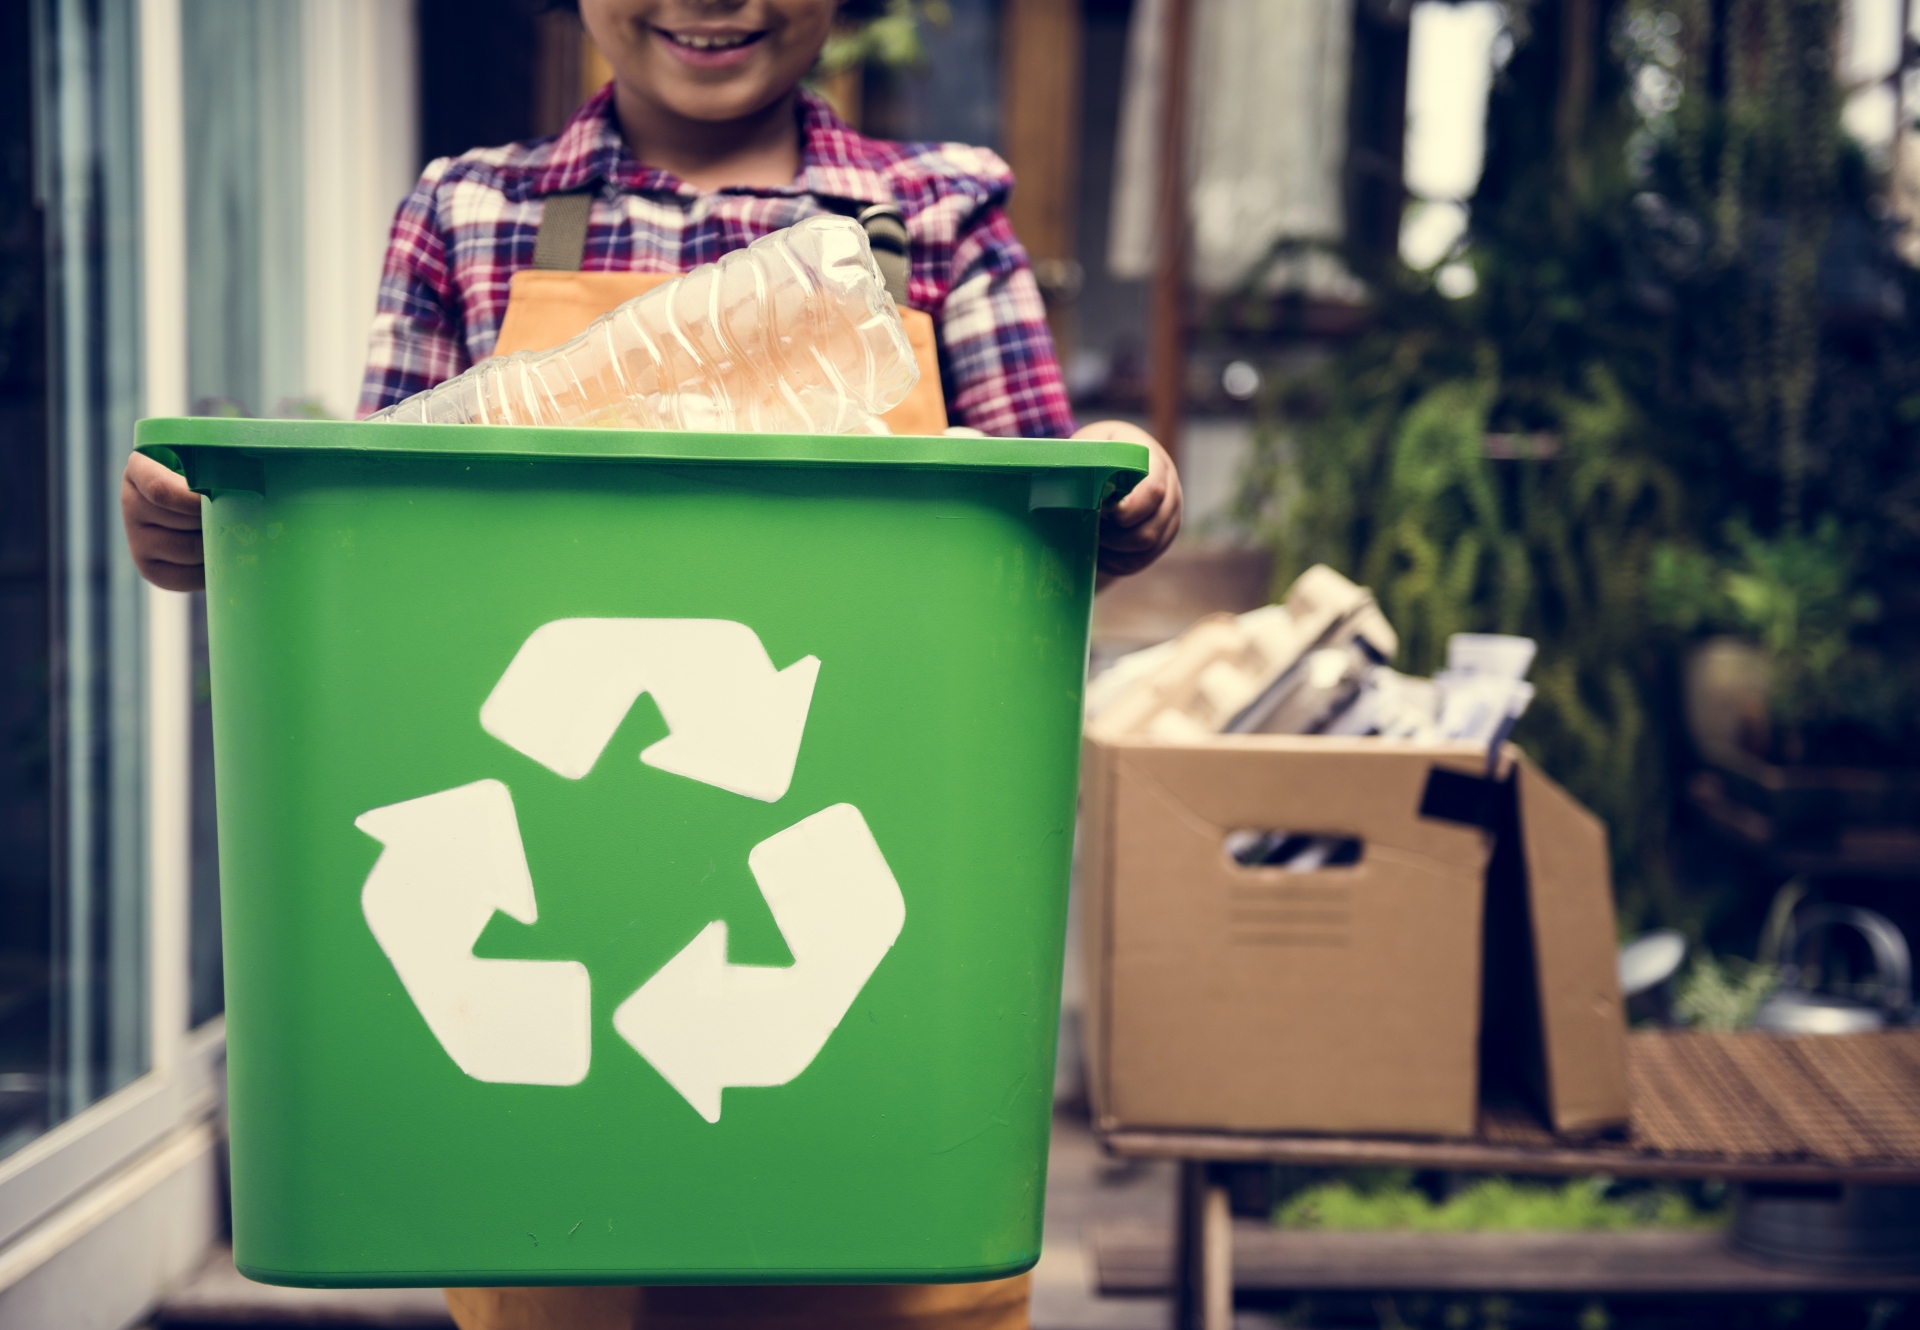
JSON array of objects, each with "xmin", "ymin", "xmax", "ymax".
[
  {"xmin": 442, "ymin": 200, "xmax": 1022, "ymax": 1330},
  {"xmin": 489, "ymin": 202, "xmax": 948, "ymax": 437}
]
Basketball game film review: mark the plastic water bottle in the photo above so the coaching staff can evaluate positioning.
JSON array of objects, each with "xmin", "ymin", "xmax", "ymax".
[{"xmin": 369, "ymin": 215, "xmax": 919, "ymax": 434}]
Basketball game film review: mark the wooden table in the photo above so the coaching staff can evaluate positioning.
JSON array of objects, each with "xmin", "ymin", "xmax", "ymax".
[{"xmin": 1095, "ymin": 1030, "xmax": 1920, "ymax": 1330}]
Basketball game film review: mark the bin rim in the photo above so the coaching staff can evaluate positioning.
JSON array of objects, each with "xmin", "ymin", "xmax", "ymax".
[{"xmin": 135, "ymin": 417, "xmax": 1150, "ymax": 482}]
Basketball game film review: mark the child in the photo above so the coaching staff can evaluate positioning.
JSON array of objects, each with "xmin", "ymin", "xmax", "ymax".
[
  {"xmin": 121, "ymin": 3, "xmax": 1180, "ymax": 1326},
  {"xmin": 123, "ymin": 0, "xmax": 1180, "ymax": 587}
]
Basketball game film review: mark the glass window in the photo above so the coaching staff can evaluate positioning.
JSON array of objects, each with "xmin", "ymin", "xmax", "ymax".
[
  {"xmin": 179, "ymin": 0, "xmax": 308, "ymax": 1027},
  {"xmin": 0, "ymin": 0, "xmax": 54, "ymax": 1163},
  {"xmin": 182, "ymin": 0, "xmax": 305, "ymax": 421},
  {"xmin": 0, "ymin": 0, "xmax": 151, "ymax": 1161}
]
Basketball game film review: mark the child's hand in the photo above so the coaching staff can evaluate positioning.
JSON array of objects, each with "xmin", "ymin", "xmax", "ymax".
[
  {"xmin": 121, "ymin": 452, "xmax": 205, "ymax": 592},
  {"xmin": 1076, "ymin": 420, "xmax": 1181, "ymax": 582}
]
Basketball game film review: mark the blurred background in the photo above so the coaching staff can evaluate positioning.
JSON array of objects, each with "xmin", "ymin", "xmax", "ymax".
[{"xmin": 4, "ymin": 0, "xmax": 1920, "ymax": 1326}]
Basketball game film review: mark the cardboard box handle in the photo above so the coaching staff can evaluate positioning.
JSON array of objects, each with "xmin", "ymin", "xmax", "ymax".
[{"xmin": 1224, "ymin": 830, "xmax": 1364, "ymax": 871}]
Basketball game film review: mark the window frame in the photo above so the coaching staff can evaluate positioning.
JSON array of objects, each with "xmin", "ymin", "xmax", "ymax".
[
  {"xmin": 0, "ymin": 0, "xmax": 421, "ymax": 1310},
  {"xmin": 0, "ymin": 0, "xmax": 216, "ymax": 1265}
]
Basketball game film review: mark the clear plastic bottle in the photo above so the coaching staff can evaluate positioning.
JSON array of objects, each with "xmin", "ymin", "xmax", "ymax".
[{"xmin": 368, "ymin": 215, "xmax": 919, "ymax": 434}]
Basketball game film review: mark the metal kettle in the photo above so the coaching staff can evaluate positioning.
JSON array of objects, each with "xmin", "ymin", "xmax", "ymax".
[{"xmin": 1751, "ymin": 904, "xmax": 1912, "ymax": 1034}]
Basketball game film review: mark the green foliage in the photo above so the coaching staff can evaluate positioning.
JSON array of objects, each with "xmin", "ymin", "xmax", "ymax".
[
  {"xmin": 1234, "ymin": 0, "xmax": 1691, "ymax": 913},
  {"xmin": 814, "ymin": 0, "xmax": 949, "ymax": 79},
  {"xmin": 1273, "ymin": 1170, "xmax": 1720, "ymax": 1233},
  {"xmin": 1674, "ymin": 952, "xmax": 1780, "ymax": 1029},
  {"xmin": 1620, "ymin": 0, "xmax": 1920, "ymax": 608},
  {"xmin": 1240, "ymin": 330, "xmax": 1683, "ymax": 912},
  {"xmin": 1651, "ymin": 518, "xmax": 1889, "ymax": 755},
  {"xmin": 1622, "ymin": 0, "xmax": 1920, "ymax": 762},
  {"xmin": 1237, "ymin": 0, "xmax": 1920, "ymax": 925}
]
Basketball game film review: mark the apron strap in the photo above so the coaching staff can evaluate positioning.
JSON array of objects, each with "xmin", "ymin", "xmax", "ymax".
[
  {"xmin": 854, "ymin": 203, "xmax": 911, "ymax": 309},
  {"xmin": 532, "ymin": 190, "xmax": 594, "ymax": 272}
]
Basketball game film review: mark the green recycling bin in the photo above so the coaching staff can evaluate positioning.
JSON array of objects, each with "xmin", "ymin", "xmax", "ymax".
[{"xmin": 136, "ymin": 417, "xmax": 1146, "ymax": 1290}]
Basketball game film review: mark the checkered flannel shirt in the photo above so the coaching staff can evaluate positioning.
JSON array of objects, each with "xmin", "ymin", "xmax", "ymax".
[{"xmin": 358, "ymin": 86, "xmax": 1076, "ymax": 437}]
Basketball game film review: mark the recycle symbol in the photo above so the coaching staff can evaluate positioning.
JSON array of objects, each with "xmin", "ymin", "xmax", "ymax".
[{"xmin": 353, "ymin": 619, "xmax": 905, "ymax": 1123}]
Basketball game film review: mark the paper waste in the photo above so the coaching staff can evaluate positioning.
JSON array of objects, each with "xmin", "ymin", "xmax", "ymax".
[{"xmin": 1086, "ymin": 565, "xmax": 1539, "ymax": 869}]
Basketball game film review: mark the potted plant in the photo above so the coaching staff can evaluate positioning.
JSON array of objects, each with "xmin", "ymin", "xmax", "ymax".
[{"xmin": 1652, "ymin": 519, "xmax": 1920, "ymax": 871}]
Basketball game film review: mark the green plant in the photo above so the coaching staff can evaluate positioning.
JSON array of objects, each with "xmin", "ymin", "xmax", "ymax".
[
  {"xmin": 1674, "ymin": 951, "xmax": 1780, "ymax": 1029},
  {"xmin": 1238, "ymin": 317, "xmax": 1685, "ymax": 918},
  {"xmin": 1651, "ymin": 517, "xmax": 1885, "ymax": 759},
  {"xmin": 1236, "ymin": 0, "xmax": 1920, "ymax": 927},
  {"xmin": 1272, "ymin": 1169, "xmax": 1720, "ymax": 1233},
  {"xmin": 813, "ymin": 0, "xmax": 949, "ymax": 80},
  {"xmin": 1233, "ymin": 0, "xmax": 1689, "ymax": 918}
]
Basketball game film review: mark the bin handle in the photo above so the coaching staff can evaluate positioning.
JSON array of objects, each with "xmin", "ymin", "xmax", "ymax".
[
  {"xmin": 138, "ymin": 444, "xmax": 265, "ymax": 497},
  {"xmin": 1029, "ymin": 467, "xmax": 1140, "ymax": 511}
]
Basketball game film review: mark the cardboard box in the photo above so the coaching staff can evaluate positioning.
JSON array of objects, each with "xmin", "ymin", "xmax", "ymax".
[{"xmin": 1079, "ymin": 734, "xmax": 1628, "ymax": 1138}]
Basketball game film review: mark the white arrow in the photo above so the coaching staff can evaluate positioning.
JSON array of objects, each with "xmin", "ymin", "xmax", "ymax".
[
  {"xmin": 479, "ymin": 619, "xmax": 820, "ymax": 803},
  {"xmin": 356, "ymin": 780, "xmax": 591, "ymax": 1086},
  {"xmin": 612, "ymin": 803, "xmax": 905, "ymax": 1122}
]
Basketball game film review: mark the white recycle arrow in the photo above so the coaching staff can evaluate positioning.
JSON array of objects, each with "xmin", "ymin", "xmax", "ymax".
[
  {"xmin": 479, "ymin": 618, "xmax": 819, "ymax": 803},
  {"xmin": 613, "ymin": 802, "xmax": 905, "ymax": 1123},
  {"xmin": 356, "ymin": 780, "xmax": 591, "ymax": 1086}
]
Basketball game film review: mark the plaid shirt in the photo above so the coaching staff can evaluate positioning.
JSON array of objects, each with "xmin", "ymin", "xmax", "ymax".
[{"xmin": 358, "ymin": 87, "xmax": 1075, "ymax": 437}]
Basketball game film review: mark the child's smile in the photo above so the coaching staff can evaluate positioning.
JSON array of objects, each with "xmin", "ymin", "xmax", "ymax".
[
  {"xmin": 582, "ymin": 1, "xmax": 835, "ymax": 123},
  {"xmin": 653, "ymin": 22, "xmax": 769, "ymax": 70}
]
